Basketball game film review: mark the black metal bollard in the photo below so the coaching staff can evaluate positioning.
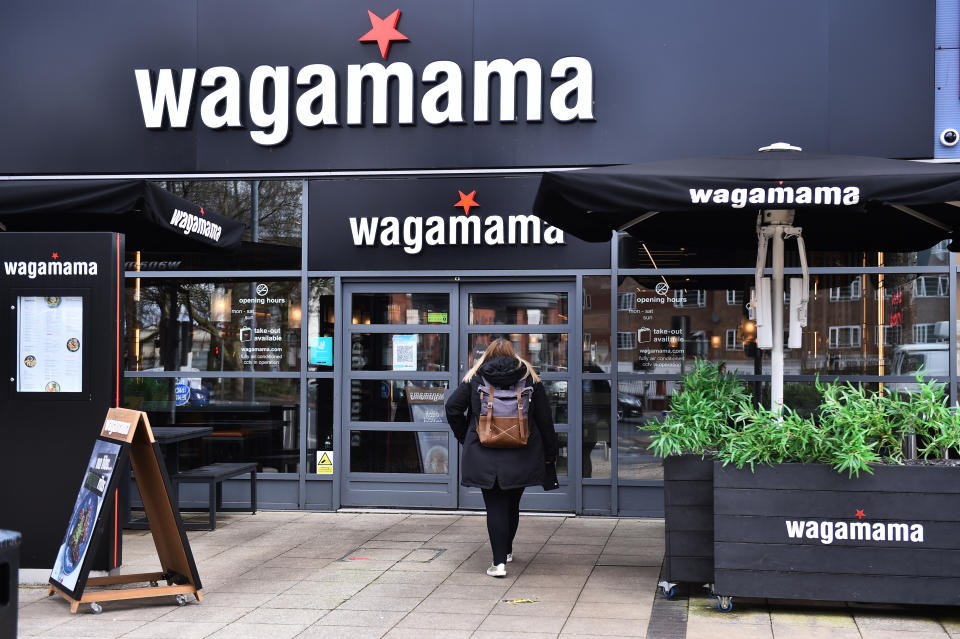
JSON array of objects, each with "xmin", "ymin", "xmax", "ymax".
[{"xmin": 0, "ymin": 530, "xmax": 21, "ymax": 639}]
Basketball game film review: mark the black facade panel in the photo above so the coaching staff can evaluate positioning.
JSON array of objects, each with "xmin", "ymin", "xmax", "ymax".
[{"xmin": 0, "ymin": 0, "xmax": 935, "ymax": 174}]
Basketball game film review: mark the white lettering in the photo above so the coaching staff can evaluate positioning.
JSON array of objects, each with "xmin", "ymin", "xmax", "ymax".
[
  {"xmin": 296, "ymin": 64, "xmax": 338, "ymax": 127},
  {"xmin": 135, "ymin": 68, "xmax": 197, "ymax": 128},
  {"xmin": 249, "ymin": 65, "xmax": 291, "ymax": 146},
  {"xmin": 508, "ymin": 215, "xmax": 541, "ymax": 244},
  {"xmin": 402, "ymin": 216, "xmax": 423, "ymax": 254},
  {"xmin": 474, "ymin": 58, "xmax": 542, "ymax": 123},
  {"xmin": 200, "ymin": 66, "xmax": 242, "ymax": 128},
  {"xmin": 421, "ymin": 61, "xmax": 464, "ymax": 125},
  {"xmin": 347, "ymin": 62, "xmax": 414, "ymax": 126},
  {"xmin": 550, "ymin": 57, "xmax": 594, "ymax": 122}
]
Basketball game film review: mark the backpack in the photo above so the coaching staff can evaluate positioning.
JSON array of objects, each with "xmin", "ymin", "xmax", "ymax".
[{"xmin": 476, "ymin": 376, "xmax": 533, "ymax": 448}]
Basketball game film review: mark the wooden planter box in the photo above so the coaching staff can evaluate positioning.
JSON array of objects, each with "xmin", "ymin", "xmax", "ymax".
[
  {"xmin": 714, "ymin": 462, "xmax": 960, "ymax": 606},
  {"xmin": 663, "ymin": 454, "xmax": 715, "ymax": 585}
]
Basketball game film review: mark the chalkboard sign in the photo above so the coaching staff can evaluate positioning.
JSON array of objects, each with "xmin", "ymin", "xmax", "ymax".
[{"xmin": 49, "ymin": 437, "xmax": 127, "ymax": 600}]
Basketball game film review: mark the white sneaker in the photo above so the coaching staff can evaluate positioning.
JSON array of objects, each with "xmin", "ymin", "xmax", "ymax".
[
  {"xmin": 506, "ymin": 553, "xmax": 513, "ymax": 563},
  {"xmin": 486, "ymin": 563, "xmax": 507, "ymax": 577}
]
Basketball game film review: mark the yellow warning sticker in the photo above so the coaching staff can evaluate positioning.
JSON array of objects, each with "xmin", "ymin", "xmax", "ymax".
[{"xmin": 316, "ymin": 451, "xmax": 334, "ymax": 474}]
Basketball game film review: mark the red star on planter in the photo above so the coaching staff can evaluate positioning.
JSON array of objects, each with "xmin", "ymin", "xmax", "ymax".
[
  {"xmin": 855, "ymin": 509, "xmax": 866, "ymax": 519},
  {"xmin": 200, "ymin": 207, "xmax": 205, "ymax": 216},
  {"xmin": 454, "ymin": 190, "xmax": 479, "ymax": 215},
  {"xmin": 358, "ymin": 9, "xmax": 408, "ymax": 60},
  {"xmin": 51, "ymin": 252, "xmax": 59, "ymax": 259}
]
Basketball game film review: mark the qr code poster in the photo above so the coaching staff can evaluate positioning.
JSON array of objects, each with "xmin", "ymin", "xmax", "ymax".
[{"xmin": 392, "ymin": 334, "xmax": 417, "ymax": 371}]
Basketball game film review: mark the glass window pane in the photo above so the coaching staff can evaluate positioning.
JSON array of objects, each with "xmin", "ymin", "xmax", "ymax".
[
  {"xmin": 122, "ymin": 377, "xmax": 299, "ymax": 473},
  {"xmin": 556, "ymin": 432, "xmax": 569, "ymax": 477},
  {"xmin": 467, "ymin": 333, "xmax": 567, "ymax": 373},
  {"xmin": 582, "ymin": 379, "xmax": 611, "ymax": 479},
  {"xmin": 542, "ymin": 380, "xmax": 568, "ymax": 425},
  {"xmin": 349, "ymin": 430, "xmax": 449, "ymax": 474},
  {"xmin": 349, "ymin": 380, "xmax": 449, "ymax": 423},
  {"xmin": 468, "ymin": 293, "xmax": 568, "ymax": 325},
  {"xmin": 126, "ymin": 180, "xmax": 302, "ymax": 271},
  {"xmin": 308, "ymin": 278, "xmax": 335, "ymax": 372},
  {"xmin": 350, "ymin": 333, "xmax": 449, "ymax": 371},
  {"xmin": 617, "ymin": 272, "xmax": 950, "ymax": 377},
  {"xmin": 308, "ymin": 379, "xmax": 334, "ymax": 473},
  {"xmin": 583, "ymin": 276, "xmax": 611, "ymax": 373},
  {"xmin": 352, "ymin": 293, "xmax": 450, "ymax": 325},
  {"xmin": 127, "ymin": 279, "xmax": 301, "ymax": 372},
  {"xmin": 619, "ymin": 235, "xmax": 951, "ymax": 269}
]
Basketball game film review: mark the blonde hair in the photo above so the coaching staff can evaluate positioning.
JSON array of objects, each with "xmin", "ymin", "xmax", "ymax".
[{"xmin": 463, "ymin": 337, "xmax": 540, "ymax": 383}]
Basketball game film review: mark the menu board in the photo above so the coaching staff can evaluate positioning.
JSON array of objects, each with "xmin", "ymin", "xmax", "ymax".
[
  {"xmin": 16, "ymin": 295, "xmax": 83, "ymax": 392},
  {"xmin": 50, "ymin": 438, "xmax": 123, "ymax": 596}
]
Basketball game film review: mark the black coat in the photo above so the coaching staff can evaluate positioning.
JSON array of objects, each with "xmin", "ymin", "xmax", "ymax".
[{"xmin": 445, "ymin": 356, "xmax": 559, "ymax": 490}]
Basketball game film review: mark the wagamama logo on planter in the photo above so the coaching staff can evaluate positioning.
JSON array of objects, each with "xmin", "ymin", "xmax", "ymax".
[
  {"xmin": 349, "ymin": 189, "xmax": 564, "ymax": 255},
  {"xmin": 785, "ymin": 509, "xmax": 924, "ymax": 545},
  {"xmin": 134, "ymin": 9, "xmax": 594, "ymax": 147}
]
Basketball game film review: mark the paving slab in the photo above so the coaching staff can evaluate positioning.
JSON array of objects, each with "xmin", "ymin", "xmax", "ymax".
[{"xmin": 19, "ymin": 510, "xmax": 960, "ymax": 639}]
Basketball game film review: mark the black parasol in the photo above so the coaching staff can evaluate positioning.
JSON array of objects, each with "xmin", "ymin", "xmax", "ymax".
[
  {"xmin": 533, "ymin": 144, "xmax": 960, "ymax": 412},
  {"xmin": 533, "ymin": 146, "xmax": 960, "ymax": 252},
  {"xmin": 0, "ymin": 179, "xmax": 245, "ymax": 250}
]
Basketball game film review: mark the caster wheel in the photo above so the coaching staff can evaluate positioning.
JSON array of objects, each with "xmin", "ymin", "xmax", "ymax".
[
  {"xmin": 150, "ymin": 581, "xmax": 159, "ymax": 587},
  {"xmin": 89, "ymin": 602, "xmax": 103, "ymax": 615},
  {"xmin": 175, "ymin": 594, "xmax": 187, "ymax": 607},
  {"xmin": 656, "ymin": 580, "xmax": 677, "ymax": 599},
  {"xmin": 716, "ymin": 596, "xmax": 733, "ymax": 613}
]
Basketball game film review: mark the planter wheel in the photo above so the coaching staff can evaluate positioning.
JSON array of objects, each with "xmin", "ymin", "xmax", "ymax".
[
  {"xmin": 657, "ymin": 580, "xmax": 677, "ymax": 599},
  {"xmin": 89, "ymin": 602, "xmax": 103, "ymax": 615},
  {"xmin": 175, "ymin": 594, "xmax": 188, "ymax": 607},
  {"xmin": 716, "ymin": 596, "xmax": 733, "ymax": 613}
]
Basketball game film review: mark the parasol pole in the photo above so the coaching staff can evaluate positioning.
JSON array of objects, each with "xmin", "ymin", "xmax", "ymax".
[
  {"xmin": 771, "ymin": 221, "xmax": 785, "ymax": 413},
  {"xmin": 761, "ymin": 209, "xmax": 796, "ymax": 414}
]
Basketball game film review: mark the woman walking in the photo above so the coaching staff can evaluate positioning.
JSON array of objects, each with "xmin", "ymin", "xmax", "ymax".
[{"xmin": 445, "ymin": 338, "xmax": 559, "ymax": 577}]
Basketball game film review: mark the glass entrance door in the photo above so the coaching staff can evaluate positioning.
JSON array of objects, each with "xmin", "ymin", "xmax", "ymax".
[
  {"xmin": 340, "ymin": 281, "xmax": 577, "ymax": 511},
  {"xmin": 340, "ymin": 284, "xmax": 459, "ymax": 508},
  {"xmin": 458, "ymin": 283, "xmax": 577, "ymax": 512}
]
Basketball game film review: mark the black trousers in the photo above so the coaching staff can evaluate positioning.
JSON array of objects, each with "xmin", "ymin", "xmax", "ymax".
[{"xmin": 481, "ymin": 483, "xmax": 525, "ymax": 565}]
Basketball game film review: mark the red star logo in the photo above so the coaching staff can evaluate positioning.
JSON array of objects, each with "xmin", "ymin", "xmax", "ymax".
[
  {"xmin": 454, "ymin": 190, "xmax": 479, "ymax": 215},
  {"xmin": 855, "ymin": 509, "xmax": 866, "ymax": 520},
  {"xmin": 200, "ymin": 207, "xmax": 205, "ymax": 216},
  {"xmin": 51, "ymin": 252, "xmax": 59, "ymax": 259},
  {"xmin": 358, "ymin": 9, "xmax": 408, "ymax": 60}
]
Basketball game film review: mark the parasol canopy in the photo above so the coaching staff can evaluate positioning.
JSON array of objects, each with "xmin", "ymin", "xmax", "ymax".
[
  {"xmin": 0, "ymin": 179, "xmax": 245, "ymax": 250},
  {"xmin": 533, "ymin": 147, "xmax": 960, "ymax": 252}
]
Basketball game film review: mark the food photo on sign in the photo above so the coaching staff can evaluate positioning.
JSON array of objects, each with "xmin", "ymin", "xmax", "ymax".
[{"xmin": 50, "ymin": 439, "xmax": 121, "ymax": 593}]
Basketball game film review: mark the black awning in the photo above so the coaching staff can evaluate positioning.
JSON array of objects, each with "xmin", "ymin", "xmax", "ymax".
[
  {"xmin": 533, "ymin": 149, "xmax": 960, "ymax": 251},
  {"xmin": 0, "ymin": 179, "xmax": 245, "ymax": 250}
]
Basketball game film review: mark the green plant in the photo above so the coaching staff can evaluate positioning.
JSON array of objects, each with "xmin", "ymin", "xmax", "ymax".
[
  {"xmin": 646, "ymin": 360, "xmax": 750, "ymax": 458},
  {"xmin": 717, "ymin": 402, "xmax": 824, "ymax": 471},
  {"xmin": 815, "ymin": 379, "xmax": 890, "ymax": 476},
  {"xmin": 891, "ymin": 372, "xmax": 960, "ymax": 460},
  {"xmin": 649, "ymin": 366, "xmax": 960, "ymax": 476}
]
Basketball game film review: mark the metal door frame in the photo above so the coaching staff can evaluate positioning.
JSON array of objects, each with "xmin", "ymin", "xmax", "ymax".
[
  {"xmin": 458, "ymin": 281, "xmax": 579, "ymax": 512},
  {"xmin": 339, "ymin": 282, "xmax": 460, "ymax": 508}
]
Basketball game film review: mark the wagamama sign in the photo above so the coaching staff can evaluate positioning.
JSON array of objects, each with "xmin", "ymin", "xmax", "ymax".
[
  {"xmin": 350, "ymin": 190, "xmax": 565, "ymax": 255},
  {"xmin": 133, "ymin": 9, "xmax": 595, "ymax": 146}
]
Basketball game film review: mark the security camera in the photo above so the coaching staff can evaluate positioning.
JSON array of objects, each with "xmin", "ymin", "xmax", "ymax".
[{"xmin": 941, "ymin": 128, "xmax": 959, "ymax": 147}]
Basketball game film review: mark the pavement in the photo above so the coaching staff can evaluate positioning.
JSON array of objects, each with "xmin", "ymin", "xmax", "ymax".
[{"xmin": 15, "ymin": 511, "xmax": 960, "ymax": 638}]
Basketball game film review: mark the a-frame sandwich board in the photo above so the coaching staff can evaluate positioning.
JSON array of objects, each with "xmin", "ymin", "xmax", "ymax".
[{"xmin": 48, "ymin": 408, "xmax": 203, "ymax": 613}]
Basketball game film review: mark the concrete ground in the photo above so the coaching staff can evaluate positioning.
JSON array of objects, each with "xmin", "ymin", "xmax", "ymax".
[{"xmin": 15, "ymin": 511, "xmax": 960, "ymax": 638}]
